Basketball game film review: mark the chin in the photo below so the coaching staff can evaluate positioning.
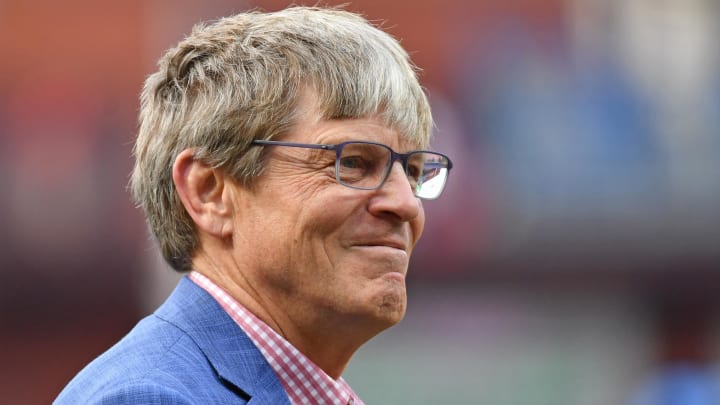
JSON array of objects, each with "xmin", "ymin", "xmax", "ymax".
[
  {"xmin": 374, "ymin": 289, "xmax": 407, "ymax": 325},
  {"xmin": 349, "ymin": 277, "xmax": 408, "ymax": 330}
]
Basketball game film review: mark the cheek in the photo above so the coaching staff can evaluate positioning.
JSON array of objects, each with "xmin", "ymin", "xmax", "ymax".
[
  {"xmin": 299, "ymin": 187, "xmax": 363, "ymax": 230},
  {"xmin": 287, "ymin": 201, "xmax": 348, "ymax": 263}
]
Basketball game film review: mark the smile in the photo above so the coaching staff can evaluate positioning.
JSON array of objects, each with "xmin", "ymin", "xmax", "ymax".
[{"xmin": 354, "ymin": 238, "xmax": 408, "ymax": 252}]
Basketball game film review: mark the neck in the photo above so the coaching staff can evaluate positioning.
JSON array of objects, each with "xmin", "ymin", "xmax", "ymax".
[{"xmin": 191, "ymin": 250, "xmax": 378, "ymax": 379}]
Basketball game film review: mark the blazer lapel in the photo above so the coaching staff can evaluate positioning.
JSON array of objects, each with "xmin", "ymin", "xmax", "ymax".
[{"xmin": 155, "ymin": 276, "xmax": 291, "ymax": 404}]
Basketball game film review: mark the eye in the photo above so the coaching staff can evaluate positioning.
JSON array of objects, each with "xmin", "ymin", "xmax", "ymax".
[
  {"xmin": 406, "ymin": 162, "xmax": 421, "ymax": 179},
  {"xmin": 337, "ymin": 154, "xmax": 374, "ymax": 185},
  {"xmin": 336, "ymin": 142, "xmax": 390, "ymax": 187},
  {"xmin": 339, "ymin": 155, "xmax": 370, "ymax": 170},
  {"xmin": 406, "ymin": 154, "xmax": 426, "ymax": 180}
]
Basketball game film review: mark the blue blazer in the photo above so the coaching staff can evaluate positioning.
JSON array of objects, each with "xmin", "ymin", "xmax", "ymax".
[{"xmin": 55, "ymin": 276, "xmax": 291, "ymax": 404}]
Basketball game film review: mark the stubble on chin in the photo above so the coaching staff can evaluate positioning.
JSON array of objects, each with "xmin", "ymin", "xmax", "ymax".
[{"xmin": 375, "ymin": 284, "xmax": 407, "ymax": 325}]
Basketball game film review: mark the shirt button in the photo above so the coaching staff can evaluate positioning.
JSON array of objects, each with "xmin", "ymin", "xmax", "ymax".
[{"xmin": 348, "ymin": 398, "xmax": 355, "ymax": 405}]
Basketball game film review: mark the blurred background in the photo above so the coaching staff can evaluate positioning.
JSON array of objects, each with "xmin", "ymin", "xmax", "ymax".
[{"xmin": 2, "ymin": 0, "xmax": 719, "ymax": 403}]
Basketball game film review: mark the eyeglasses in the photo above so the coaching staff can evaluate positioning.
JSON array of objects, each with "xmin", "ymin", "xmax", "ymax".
[{"xmin": 251, "ymin": 140, "xmax": 453, "ymax": 200}]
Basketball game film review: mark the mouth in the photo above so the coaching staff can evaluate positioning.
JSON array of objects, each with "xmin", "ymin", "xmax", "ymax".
[
  {"xmin": 350, "ymin": 240, "xmax": 410, "ymax": 280},
  {"xmin": 354, "ymin": 240, "xmax": 408, "ymax": 252},
  {"xmin": 351, "ymin": 243, "xmax": 410, "ymax": 268}
]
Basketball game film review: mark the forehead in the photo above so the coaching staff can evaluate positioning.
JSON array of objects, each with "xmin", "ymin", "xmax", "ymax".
[
  {"xmin": 299, "ymin": 116, "xmax": 420, "ymax": 152},
  {"xmin": 287, "ymin": 91, "xmax": 422, "ymax": 150}
]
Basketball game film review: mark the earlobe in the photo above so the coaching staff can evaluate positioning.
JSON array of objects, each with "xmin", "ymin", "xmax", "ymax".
[{"xmin": 173, "ymin": 149, "xmax": 234, "ymax": 238}]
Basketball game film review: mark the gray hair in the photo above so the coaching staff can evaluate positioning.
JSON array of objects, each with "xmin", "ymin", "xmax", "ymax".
[{"xmin": 130, "ymin": 6, "xmax": 433, "ymax": 271}]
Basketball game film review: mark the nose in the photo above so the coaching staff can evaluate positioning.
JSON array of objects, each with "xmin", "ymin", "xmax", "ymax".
[{"xmin": 368, "ymin": 161, "xmax": 421, "ymax": 221}]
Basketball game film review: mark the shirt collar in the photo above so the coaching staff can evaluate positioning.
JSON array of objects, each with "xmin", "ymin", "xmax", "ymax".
[{"xmin": 190, "ymin": 271, "xmax": 364, "ymax": 405}]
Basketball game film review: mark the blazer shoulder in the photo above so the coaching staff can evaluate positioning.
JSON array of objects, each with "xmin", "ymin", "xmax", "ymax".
[
  {"xmin": 56, "ymin": 277, "xmax": 288, "ymax": 404},
  {"xmin": 55, "ymin": 314, "xmax": 241, "ymax": 404},
  {"xmin": 55, "ymin": 378, "xmax": 195, "ymax": 405}
]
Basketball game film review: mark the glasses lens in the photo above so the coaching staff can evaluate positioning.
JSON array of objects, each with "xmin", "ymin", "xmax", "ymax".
[
  {"xmin": 336, "ymin": 142, "xmax": 391, "ymax": 189},
  {"xmin": 408, "ymin": 152, "xmax": 450, "ymax": 199},
  {"xmin": 336, "ymin": 142, "xmax": 450, "ymax": 199}
]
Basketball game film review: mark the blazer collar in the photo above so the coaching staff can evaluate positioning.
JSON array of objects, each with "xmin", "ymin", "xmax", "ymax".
[{"xmin": 155, "ymin": 276, "xmax": 291, "ymax": 404}]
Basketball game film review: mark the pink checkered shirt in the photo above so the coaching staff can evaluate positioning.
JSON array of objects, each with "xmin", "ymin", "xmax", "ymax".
[{"xmin": 190, "ymin": 271, "xmax": 364, "ymax": 405}]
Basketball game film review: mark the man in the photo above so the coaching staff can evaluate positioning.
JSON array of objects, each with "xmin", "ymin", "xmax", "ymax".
[{"xmin": 56, "ymin": 6, "xmax": 452, "ymax": 404}]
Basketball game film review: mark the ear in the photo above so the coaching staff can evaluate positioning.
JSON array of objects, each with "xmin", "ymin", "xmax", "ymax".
[{"xmin": 173, "ymin": 149, "xmax": 234, "ymax": 238}]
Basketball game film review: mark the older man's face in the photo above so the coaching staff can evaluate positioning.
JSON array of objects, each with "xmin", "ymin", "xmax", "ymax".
[{"xmin": 231, "ymin": 96, "xmax": 425, "ymax": 334}]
